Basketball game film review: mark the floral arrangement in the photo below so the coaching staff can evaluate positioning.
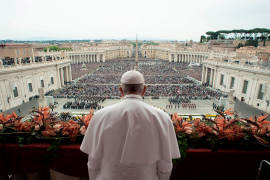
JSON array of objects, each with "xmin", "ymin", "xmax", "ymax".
[
  {"xmin": 0, "ymin": 107, "xmax": 93, "ymax": 144},
  {"xmin": 0, "ymin": 106, "xmax": 269, "ymax": 153},
  {"xmin": 171, "ymin": 108, "xmax": 270, "ymax": 157}
]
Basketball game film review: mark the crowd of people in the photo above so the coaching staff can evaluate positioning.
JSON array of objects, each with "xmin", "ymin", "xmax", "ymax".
[
  {"xmin": 165, "ymin": 103, "xmax": 197, "ymax": 109},
  {"xmin": 77, "ymin": 75, "xmax": 194, "ymax": 85},
  {"xmin": 46, "ymin": 59, "xmax": 225, "ymax": 108},
  {"xmin": 71, "ymin": 63, "xmax": 101, "ymax": 80},
  {"xmin": 49, "ymin": 84, "xmax": 223, "ymax": 100}
]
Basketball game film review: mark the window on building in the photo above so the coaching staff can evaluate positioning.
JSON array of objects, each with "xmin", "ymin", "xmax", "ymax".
[
  {"xmin": 51, "ymin": 77, "xmax": 54, "ymax": 84},
  {"xmin": 28, "ymin": 83, "xmax": 33, "ymax": 92},
  {"xmin": 220, "ymin": 74, "xmax": 224, "ymax": 86},
  {"xmin": 13, "ymin": 86, "xmax": 18, "ymax": 97},
  {"xmin": 242, "ymin": 80, "xmax": 249, "ymax": 94},
  {"xmin": 41, "ymin": 80, "xmax": 44, "ymax": 88},
  {"xmin": 230, "ymin": 77, "xmax": 235, "ymax": 89},
  {"xmin": 257, "ymin": 84, "xmax": 264, "ymax": 100}
]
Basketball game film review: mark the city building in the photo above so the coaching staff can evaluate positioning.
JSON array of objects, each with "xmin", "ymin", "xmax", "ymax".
[
  {"xmin": 202, "ymin": 54, "xmax": 270, "ymax": 113},
  {"xmin": 0, "ymin": 52, "xmax": 71, "ymax": 112}
]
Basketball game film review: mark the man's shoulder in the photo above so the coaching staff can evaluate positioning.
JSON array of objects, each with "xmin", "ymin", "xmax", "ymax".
[
  {"xmin": 94, "ymin": 101, "xmax": 123, "ymax": 117},
  {"xmin": 142, "ymin": 101, "xmax": 171, "ymax": 119}
]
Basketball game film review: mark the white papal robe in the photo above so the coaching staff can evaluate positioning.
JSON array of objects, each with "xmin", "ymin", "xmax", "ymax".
[{"xmin": 80, "ymin": 94, "xmax": 180, "ymax": 180}]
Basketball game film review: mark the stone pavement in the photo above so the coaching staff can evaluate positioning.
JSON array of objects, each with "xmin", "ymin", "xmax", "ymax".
[
  {"xmin": 3, "ymin": 97, "xmax": 267, "ymax": 119},
  {"xmin": 234, "ymin": 99, "xmax": 265, "ymax": 118},
  {"xmin": 53, "ymin": 97, "xmax": 217, "ymax": 116},
  {"xmin": 3, "ymin": 99, "xmax": 39, "ymax": 117}
]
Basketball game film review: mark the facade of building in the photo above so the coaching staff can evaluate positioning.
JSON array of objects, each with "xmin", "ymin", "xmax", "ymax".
[
  {"xmin": 202, "ymin": 58, "xmax": 270, "ymax": 113},
  {"xmin": 0, "ymin": 53, "xmax": 71, "ymax": 112},
  {"xmin": 141, "ymin": 43, "xmax": 209, "ymax": 63},
  {"xmin": 0, "ymin": 44, "xmax": 34, "ymax": 59},
  {"xmin": 68, "ymin": 43, "xmax": 133, "ymax": 64}
]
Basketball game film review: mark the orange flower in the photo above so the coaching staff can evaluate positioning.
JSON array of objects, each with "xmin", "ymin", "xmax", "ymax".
[
  {"xmin": 194, "ymin": 118, "xmax": 200, "ymax": 127},
  {"xmin": 62, "ymin": 120, "xmax": 80, "ymax": 137},
  {"xmin": 17, "ymin": 121, "xmax": 34, "ymax": 132},
  {"xmin": 257, "ymin": 114, "xmax": 268, "ymax": 122},
  {"xmin": 41, "ymin": 129, "xmax": 56, "ymax": 137},
  {"xmin": 224, "ymin": 108, "xmax": 234, "ymax": 115},
  {"xmin": 53, "ymin": 123, "xmax": 62, "ymax": 133},
  {"xmin": 83, "ymin": 110, "xmax": 94, "ymax": 128}
]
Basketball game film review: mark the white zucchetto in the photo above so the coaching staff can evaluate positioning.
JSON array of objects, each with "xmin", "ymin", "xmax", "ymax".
[{"xmin": 120, "ymin": 70, "xmax": 145, "ymax": 84}]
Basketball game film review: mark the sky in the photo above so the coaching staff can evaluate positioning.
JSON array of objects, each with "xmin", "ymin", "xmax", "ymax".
[{"xmin": 0, "ymin": 0, "xmax": 269, "ymax": 41}]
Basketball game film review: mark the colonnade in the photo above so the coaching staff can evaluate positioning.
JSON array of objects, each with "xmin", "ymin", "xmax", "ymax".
[
  {"xmin": 201, "ymin": 65, "xmax": 217, "ymax": 87},
  {"xmin": 69, "ymin": 54, "xmax": 104, "ymax": 64},
  {"xmin": 170, "ymin": 53, "xmax": 208, "ymax": 63},
  {"xmin": 58, "ymin": 65, "xmax": 72, "ymax": 87}
]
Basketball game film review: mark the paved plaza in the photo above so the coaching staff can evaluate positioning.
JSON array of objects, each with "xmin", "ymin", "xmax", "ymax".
[
  {"xmin": 54, "ymin": 97, "xmax": 216, "ymax": 115},
  {"xmin": 3, "ymin": 96, "xmax": 267, "ymax": 119}
]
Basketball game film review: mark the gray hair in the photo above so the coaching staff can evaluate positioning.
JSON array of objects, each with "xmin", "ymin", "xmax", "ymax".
[{"xmin": 121, "ymin": 84, "xmax": 144, "ymax": 94}]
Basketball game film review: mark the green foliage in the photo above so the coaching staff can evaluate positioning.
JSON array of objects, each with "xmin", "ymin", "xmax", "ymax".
[
  {"xmin": 200, "ymin": 35, "xmax": 206, "ymax": 43},
  {"xmin": 203, "ymin": 28, "xmax": 270, "ymax": 41},
  {"xmin": 245, "ymin": 39, "xmax": 258, "ymax": 47},
  {"xmin": 177, "ymin": 133, "xmax": 189, "ymax": 159},
  {"xmin": 132, "ymin": 42, "xmax": 143, "ymax": 48},
  {"xmin": 237, "ymin": 43, "xmax": 244, "ymax": 49},
  {"xmin": 144, "ymin": 42, "xmax": 159, "ymax": 46},
  {"xmin": 206, "ymin": 31, "xmax": 219, "ymax": 40},
  {"xmin": 44, "ymin": 46, "xmax": 72, "ymax": 52}
]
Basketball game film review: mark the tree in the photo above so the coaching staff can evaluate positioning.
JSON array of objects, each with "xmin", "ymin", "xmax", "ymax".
[
  {"xmin": 237, "ymin": 43, "xmax": 244, "ymax": 49},
  {"xmin": 200, "ymin": 35, "xmax": 206, "ymax": 43},
  {"xmin": 206, "ymin": 31, "xmax": 219, "ymax": 40},
  {"xmin": 245, "ymin": 39, "xmax": 258, "ymax": 47}
]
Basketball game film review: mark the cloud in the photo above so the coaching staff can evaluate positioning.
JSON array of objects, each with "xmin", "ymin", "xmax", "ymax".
[{"xmin": 0, "ymin": 0, "xmax": 269, "ymax": 41}]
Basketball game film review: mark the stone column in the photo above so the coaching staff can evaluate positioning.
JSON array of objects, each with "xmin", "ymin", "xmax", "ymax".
[
  {"xmin": 211, "ymin": 68, "xmax": 215, "ymax": 87},
  {"xmin": 181, "ymin": 54, "xmax": 184, "ymax": 62},
  {"xmin": 204, "ymin": 67, "xmax": 208, "ymax": 83},
  {"xmin": 60, "ymin": 68, "xmax": 64, "ymax": 87},
  {"xmin": 103, "ymin": 54, "xmax": 105, "ymax": 62},
  {"xmin": 213, "ymin": 68, "xmax": 218, "ymax": 88},
  {"xmin": 202, "ymin": 66, "xmax": 205, "ymax": 83},
  {"xmin": 201, "ymin": 66, "xmax": 205, "ymax": 83},
  {"xmin": 69, "ymin": 65, "xmax": 72, "ymax": 81},
  {"xmin": 65, "ymin": 67, "xmax": 69, "ymax": 83},
  {"xmin": 182, "ymin": 54, "xmax": 184, "ymax": 62},
  {"xmin": 57, "ymin": 68, "xmax": 61, "ymax": 88},
  {"xmin": 209, "ymin": 68, "xmax": 213, "ymax": 86}
]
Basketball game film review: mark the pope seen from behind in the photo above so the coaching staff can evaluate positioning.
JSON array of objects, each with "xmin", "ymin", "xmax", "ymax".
[{"xmin": 80, "ymin": 70, "xmax": 180, "ymax": 180}]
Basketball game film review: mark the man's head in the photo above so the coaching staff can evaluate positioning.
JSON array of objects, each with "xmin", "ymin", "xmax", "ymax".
[{"xmin": 119, "ymin": 70, "xmax": 147, "ymax": 96}]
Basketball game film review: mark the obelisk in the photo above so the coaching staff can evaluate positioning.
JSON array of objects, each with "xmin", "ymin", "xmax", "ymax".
[{"xmin": 135, "ymin": 35, "xmax": 138, "ymax": 70}]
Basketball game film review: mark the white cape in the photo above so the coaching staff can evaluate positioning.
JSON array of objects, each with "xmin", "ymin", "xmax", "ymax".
[{"xmin": 81, "ymin": 95, "xmax": 180, "ymax": 180}]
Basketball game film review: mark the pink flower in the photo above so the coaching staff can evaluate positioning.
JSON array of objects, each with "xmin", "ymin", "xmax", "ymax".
[
  {"xmin": 80, "ymin": 126, "xmax": 86, "ymax": 135},
  {"xmin": 53, "ymin": 124, "xmax": 62, "ymax": 133}
]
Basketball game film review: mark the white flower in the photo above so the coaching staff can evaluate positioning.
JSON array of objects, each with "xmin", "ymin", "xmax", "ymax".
[
  {"xmin": 34, "ymin": 125, "xmax": 40, "ymax": 131},
  {"xmin": 53, "ymin": 124, "xmax": 62, "ymax": 133}
]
